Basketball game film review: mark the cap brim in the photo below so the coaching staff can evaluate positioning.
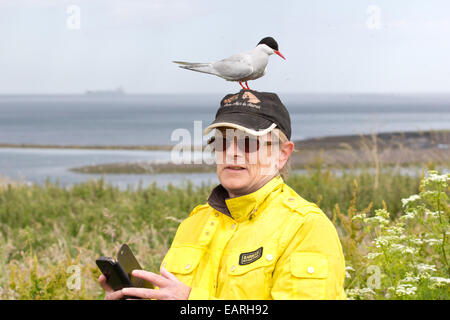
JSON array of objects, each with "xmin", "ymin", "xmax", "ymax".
[{"xmin": 203, "ymin": 113, "xmax": 277, "ymax": 136}]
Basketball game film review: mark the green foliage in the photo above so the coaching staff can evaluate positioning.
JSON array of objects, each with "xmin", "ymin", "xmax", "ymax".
[
  {"xmin": 0, "ymin": 168, "xmax": 448, "ymax": 299},
  {"xmin": 345, "ymin": 171, "xmax": 450, "ymax": 299}
]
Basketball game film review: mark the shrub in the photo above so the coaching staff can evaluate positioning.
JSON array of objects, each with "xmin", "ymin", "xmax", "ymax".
[{"xmin": 345, "ymin": 171, "xmax": 450, "ymax": 299}]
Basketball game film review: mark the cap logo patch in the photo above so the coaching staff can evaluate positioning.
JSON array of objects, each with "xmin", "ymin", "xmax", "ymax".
[
  {"xmin": 242, "ymin": 92, "xmax": 261, "ymax": 104},
  {"xmin": 223, "ymin": 94, "xmax": 239, "ymax": 104},
  {"xmin": 223, "ymin": 92, "xmax": 261, "ymax": 109},
  {"xmin": 239, "ymin": 247, "xmax": 263, "ymax": 265}
]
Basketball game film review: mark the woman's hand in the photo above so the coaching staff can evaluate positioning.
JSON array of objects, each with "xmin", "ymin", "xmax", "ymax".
[
  {"xmin": 98, "ymin": 273, "xmax": 125, "ymax": 300},
  {"xmin": 98, "ymin": 266, "xmax": 191, "ymax": 300}
]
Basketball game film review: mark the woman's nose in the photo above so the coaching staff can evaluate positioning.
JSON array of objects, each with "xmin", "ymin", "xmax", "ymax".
[{"xmin": 225, "ymin": 138, "xmax": 245, "ymax": 162}]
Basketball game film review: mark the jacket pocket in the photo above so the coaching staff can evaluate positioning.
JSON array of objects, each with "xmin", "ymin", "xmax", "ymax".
[
  {"xmin": 290, "ymin": 252, "xmax": 329, "ymax": 299},
  {"xmin": 226, "ymin": 245, "xmax": 277, "ymax": 299},
  {"xmin": 161, "ymin": 245, "xmax": 205, "ymax": 287}
]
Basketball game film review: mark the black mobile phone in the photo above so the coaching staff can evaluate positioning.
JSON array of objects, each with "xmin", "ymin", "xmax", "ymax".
[
  {"xmin": 96, "ymin": 256, "xmax": 132, "ymax": 291},
  {"xmin": 96, "ymin": 243, "xmax": 153, "ymax": 292}
]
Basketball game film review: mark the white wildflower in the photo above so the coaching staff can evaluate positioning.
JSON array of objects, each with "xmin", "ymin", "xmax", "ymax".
[
  {"xmin": 375, "ymin": 209, "xmax": 390, "ymax": 219},
  {"xmin": 390, "ymin": 284, "xmax": 417, "ymax": 297},
  {"xmin": 403, "ymin": 247, "xmax": 418, "ymax": 255},
  {"xmin": 424, "ymin": 210, "xmax": 439, "ymax": 218},
  {"xmin": 423, "ymin": 238, "xmax": 442, "ymax": 246},
  {"xmin": 401, "ymin": 275, "xmax": 420, "ymax": 283},
  {"xmin": 430, "ymin": 277, "xmax": 450, "ymax": 285},
  {"xmin": 386, "ymin": 226, "xmax": 405, "ymax": 236},
  {"xmin": 346, "ymin": 287, "xmax": 376, "ymax": 299},
  {"xmin": 410, "ymin": 238, "xmax": 423, "ymax": 245},
  {"xmin": 426, "ymin": 172, "xmax": 449, "ymax": 183},
  {"xmin": 401, "ymin": 194, "xmax": 420, "ymax": 207},
  {"xmin": 360, "ymin": 287, "xmax": 376, "ymax": 296},
  {"xmin": 390, "ymin": 244, "xmax": 417, "ymax": 255},
  {"xmin": 366, "ymin": 252, "xmax": 382, "ymax": 260},
  {"xmin": 374, "ymin": 236, "xmax": 392, "ymax": 247},
  {"xmin": 345, "ymin": 266, "xmax": 355, "ymax": 279},
  {"xmin": 352, "ymin": 213, "xmax": 366, "ymax": 222},
  {"xmin": 364, "ymin": 215, "xmax": 389, "ymax": 225},
  {"xmin": 416, "ymin": 263, "xmax": 437, "ymax": 273},
  {"xmin": 400, "ymin": 211, "xmax": 417, "ymax": 221}
]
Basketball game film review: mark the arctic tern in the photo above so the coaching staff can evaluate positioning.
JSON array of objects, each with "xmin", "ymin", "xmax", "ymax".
[{"xmin": 173, "ymin": 37, "xmax": 285, "ymax": 90}]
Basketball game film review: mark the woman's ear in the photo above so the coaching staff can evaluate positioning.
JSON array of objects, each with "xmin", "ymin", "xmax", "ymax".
[{"xmin": 278, "ymin": 141, "xmax": 294, "ymax": 169}]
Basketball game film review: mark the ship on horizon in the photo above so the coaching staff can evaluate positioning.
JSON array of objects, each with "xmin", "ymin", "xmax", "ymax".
[{"xmin": 84, "ymin": 86, "xmax": 125, "ymax": 96}]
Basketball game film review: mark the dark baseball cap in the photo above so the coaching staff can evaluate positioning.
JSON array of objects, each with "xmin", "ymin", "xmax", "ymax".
[{"xmin": 203, "ymin": 89, "xmax": 292, "ymax": 140}]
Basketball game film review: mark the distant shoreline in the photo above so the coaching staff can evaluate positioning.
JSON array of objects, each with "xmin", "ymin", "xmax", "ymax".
[
  {"xmin": 0, "ymin": 143, "xmax": 173, "ymax": 151},
  {"xmin": 64, "ymin": 129, "xmax": 449, "ymax": 174},
  {"xmin": 1, "ymin": 129, "xmax": 448, "ymax": 152}
]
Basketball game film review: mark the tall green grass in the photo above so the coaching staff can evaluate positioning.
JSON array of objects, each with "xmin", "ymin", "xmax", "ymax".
[{"xmin": 0, "ymin": 166, "xmax": 448, "ymax": 299}]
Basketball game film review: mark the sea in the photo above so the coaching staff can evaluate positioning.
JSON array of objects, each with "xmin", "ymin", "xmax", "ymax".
[{"xmin": 0, "ymin": 93, "xmax": 449, "ymax": 189}]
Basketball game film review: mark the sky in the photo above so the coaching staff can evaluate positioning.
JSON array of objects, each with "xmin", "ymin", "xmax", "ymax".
[{"xmin": 1, "ymin": 0, "xmax": 450, "ymax": 94}]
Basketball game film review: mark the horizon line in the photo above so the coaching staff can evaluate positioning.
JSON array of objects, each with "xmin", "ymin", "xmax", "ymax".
[{"xmin": 2, "ymin": 91, "xmax": 450, "ymax": 96}]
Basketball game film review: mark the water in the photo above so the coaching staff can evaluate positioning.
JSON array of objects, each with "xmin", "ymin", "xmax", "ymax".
[
  {"xmin": 0, "ymin": 147, "xmax": 217, "ymax": 188},
  {"xmin": 0, "ymin": 94, "xmax": 449, "ymax": 188},
  {"xmin": 1, "ymin": 94, "xmax": 449, "ymax": 145}
]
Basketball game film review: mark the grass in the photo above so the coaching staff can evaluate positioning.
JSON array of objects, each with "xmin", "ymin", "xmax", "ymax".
[{"xmin": 1, "ymin": 163, "xmax": 448, "ymax": 299}]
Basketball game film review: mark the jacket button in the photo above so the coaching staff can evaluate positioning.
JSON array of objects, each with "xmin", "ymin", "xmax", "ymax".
[
  {"xmin": 307, "ymin": 266, "xmax": 315, "ymax": 274},
  {"xmin": 185, "ymin": 264, "xmax": 191, "ymax": 270},
  {"xmin": 230, "ymin": 265, "xmax": 236, "ymax": 272},
  {"xmin": 231, "ymin": 224, "xmax": 236, "ymax": 230},
  {"xmin": 266, "ymin": 254, "xmax": 273, "ymax": 261}
]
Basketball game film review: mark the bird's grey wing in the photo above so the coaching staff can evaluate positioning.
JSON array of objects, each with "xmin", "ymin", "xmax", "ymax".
[{"xmin": 212, "ymin": 54, "xmax": 253, "ymax": 81}]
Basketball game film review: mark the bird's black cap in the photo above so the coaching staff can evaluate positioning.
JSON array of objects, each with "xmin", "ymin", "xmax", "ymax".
[
  {"xmin": 257, "ymin": 37, "xmax": 279, "ymax": 51},
  {"xmin": 203, "ymin": 89, "xmax": 291, "ymax": 140}
]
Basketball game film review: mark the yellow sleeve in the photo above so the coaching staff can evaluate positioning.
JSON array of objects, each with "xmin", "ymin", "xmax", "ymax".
[{"xmin": 271, "ymin": 211, "xmax": 347, "ymax": 300}]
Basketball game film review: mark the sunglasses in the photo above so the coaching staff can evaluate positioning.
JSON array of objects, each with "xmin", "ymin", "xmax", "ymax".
[{"xmin": 208, "ymin": 135, "xmax": 273, "ymax": 153}]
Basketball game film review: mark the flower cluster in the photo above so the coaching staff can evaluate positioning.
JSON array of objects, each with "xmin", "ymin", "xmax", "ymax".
[{"xmin": 346, "ymin": 171, "xmax": 450, "ymax": 300}]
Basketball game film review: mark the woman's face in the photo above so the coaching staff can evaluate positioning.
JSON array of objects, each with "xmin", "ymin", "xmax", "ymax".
[{"xmin": 214, "ymin": 128, "xmax": 293, "ymax": 198}]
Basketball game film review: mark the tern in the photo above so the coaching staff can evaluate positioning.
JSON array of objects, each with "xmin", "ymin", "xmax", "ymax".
[{"xmin": 173, "ymin": 37, "xmax": 285, "ymax": 90}]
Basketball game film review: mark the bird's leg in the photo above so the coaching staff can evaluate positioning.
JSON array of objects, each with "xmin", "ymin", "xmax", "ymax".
[
  {"xmin": 239, "ymin": 81, "xmax": 246, "ymax": 90},
  {"xmin": 245, "ymin": 81, "xmax": 251, "ymax": 90}
]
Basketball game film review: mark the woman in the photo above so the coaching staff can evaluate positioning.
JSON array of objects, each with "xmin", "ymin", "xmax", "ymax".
[{"xmin": 99, "ymin": 89, "xmax": 346, "ymax": 300}]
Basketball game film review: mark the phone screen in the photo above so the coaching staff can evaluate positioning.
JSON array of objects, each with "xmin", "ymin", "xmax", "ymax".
[{"xmin": 117, "ymin": 244, "xmax": 153, "ymax": 289}]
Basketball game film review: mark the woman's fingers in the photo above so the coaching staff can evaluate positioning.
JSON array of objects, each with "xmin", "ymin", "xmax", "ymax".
[
  {"xmin": 121, "ymin": 287, "xmax": 165, "ymax": 300},
  {"xmin": 98, "ymin": 274, "xmax": 113, "ymax": 293},
  {"xmin": 99, "ymin": 274, "xmax": 125, "ymax": 300},
  {"xmin": 99, "ymin": 269, "xmax": 189, "ymax": 300},
  {"xmin": 104, "ymin": 289, "xmax": 126, "ymax": 300},
  {"xmin": 160, "ymin": 266, "xmax": 178, "ymax": 282},
  {"xmin": 131, "ymin": 269, "xmax": 168, "ymax": 288}
]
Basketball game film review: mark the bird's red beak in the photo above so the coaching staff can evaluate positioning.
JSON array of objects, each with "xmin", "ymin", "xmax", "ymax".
[{"xmin": 274, "ymin": 50, "xmax": 286, "ymax": 60}]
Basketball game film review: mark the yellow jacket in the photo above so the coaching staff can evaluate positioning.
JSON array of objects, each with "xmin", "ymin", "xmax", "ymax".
[{"xmin": 161, "ymin": 175, "xmax": 346, "ymax": 300}]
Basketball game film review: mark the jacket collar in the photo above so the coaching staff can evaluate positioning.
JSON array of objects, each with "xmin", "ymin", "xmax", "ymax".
[{"xmin": 207, "ymin": 175, "xmax": 284, "ymax": 222}]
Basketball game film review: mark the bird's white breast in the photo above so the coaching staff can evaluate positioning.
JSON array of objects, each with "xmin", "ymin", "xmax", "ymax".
[{"xmin": 246, "ymin": 48, "xmax": 270, "ymax": 80}]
